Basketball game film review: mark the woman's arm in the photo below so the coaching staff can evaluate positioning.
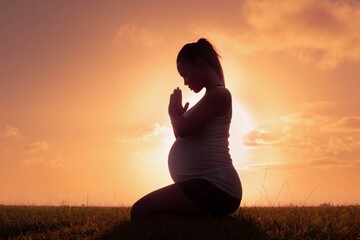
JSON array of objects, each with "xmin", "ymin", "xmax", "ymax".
[
  {"xmin": 168, "ymin": 87, "xmax": 189, "ymax": 139},
  {"xmin": 169, "ymin": 87, "xmax": 231, "ymax": 138}
]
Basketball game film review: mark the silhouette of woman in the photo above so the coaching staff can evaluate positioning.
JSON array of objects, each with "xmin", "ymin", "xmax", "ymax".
[{"xmin": 131, "ymin": 38, "xmax": 242, "ymax": 220}]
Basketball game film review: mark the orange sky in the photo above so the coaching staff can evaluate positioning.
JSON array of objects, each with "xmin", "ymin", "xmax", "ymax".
[{"xmin": 1, "ymin": 0, "xmax": 359, "ymax": 206}]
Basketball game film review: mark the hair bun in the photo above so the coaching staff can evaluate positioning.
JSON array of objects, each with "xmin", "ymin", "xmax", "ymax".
[{"xmin": 196, "ymin": 38, "xmax": 209, "ymax": 45}]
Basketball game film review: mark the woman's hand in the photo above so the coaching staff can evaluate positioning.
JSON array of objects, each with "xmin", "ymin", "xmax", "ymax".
[{"xmin": 168, "ymin": 87, "xmax": 189, "ymax": 121}]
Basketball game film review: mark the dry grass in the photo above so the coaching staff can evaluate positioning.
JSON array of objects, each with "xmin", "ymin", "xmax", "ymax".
[{"xmin": 0, "ymin": 205, "xmax": 359, "ymax": 239}]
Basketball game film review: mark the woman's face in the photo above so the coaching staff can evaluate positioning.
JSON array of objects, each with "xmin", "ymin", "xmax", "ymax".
[{"xmin": 177, "ymin": 60, "xmax": 204, "ymax": 93}]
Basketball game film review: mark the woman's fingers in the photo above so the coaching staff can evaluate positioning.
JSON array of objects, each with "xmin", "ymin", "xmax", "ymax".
[
  {"xmin": 169, "ymin": 93, "xmax": 173, "ymax": 103},
  {"xmin": 173, "ymin": 87, "xmax": 180, "ymax": 94},
  {"xmin": 184, "ymin": 102, "xmax": 189, "ymax": 111},
  {"xmin": 172, "ymin": 88, "xmax": 181, "ymax": 103},
  {"xmin": 178, "ymin": 88, "xmax": 182, "ymax": 104},
  {"xmin": 169, "ymin": 88, "xmax": 189, "ymax": 117},
  {"xmin": 171, "ymin": 87, "xmax": 186, "ymax": 110}
]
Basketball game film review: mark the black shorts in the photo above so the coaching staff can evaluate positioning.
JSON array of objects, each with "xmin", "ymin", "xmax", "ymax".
[{"xmin": 178, "ymin": 178, "xmax": 241, "ymax": 216}]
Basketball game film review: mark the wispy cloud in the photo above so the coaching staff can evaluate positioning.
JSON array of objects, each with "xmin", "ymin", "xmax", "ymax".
[
  {"xmin": 20, "ymin": 157, "xmax": 44, "ymax": 166},
  {"xmin": 325, "ymin": 116, "xmax": 360, "ymax": 132},
  {"xmin": 243, "ymin": 110, "xmax": 360, "ymax": 162},
  {"xmin": 22, "ymin": 141, "xmax": 49, "ymax": 154},
  {"xmin": 300, "ymin": 101, "xmax": 336, "ymax": 112},
  {"xmin": 194, "ymin": 0, "xmax": 360, "ymax": 68},
  {"xmin": 20, "ymin": 156, "xmax": 69, "ymax": 169},
  {"xmin": 243, "ymin": 128, "xmax": 282, "ymax": 147},
  {"xmin": 280, "ymin": 111, "xmax": 330, "ymax": 126},
  {"xmin": 114, "ymin": 24, "xmax": 163, "ymax": 48},
  {"xmin": 243, "ymin": 125, "xmax": 316, "ymax": 152},
  {"xmin": 45, "ymin": 156, "xmax": 69, "ymax": 168},
  {"xmin": 0, "ymin": 125, "xmax": 20, "ymax": 138},
  {"xmin": 247, "ymin": 158, "xmax": 360, "ymax": 171},
  {"xmin": 118, "ymin": 123, "xmax": 173, "ymax": 144},
  {"xmin": 313, "ymin": 137, "xmax": 360, "ymax": 155}
]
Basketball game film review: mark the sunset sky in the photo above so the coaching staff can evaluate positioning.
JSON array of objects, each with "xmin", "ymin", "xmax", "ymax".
[{"xmin": 1, "ymin": 0, "xmax": 359, "ymax": 206}]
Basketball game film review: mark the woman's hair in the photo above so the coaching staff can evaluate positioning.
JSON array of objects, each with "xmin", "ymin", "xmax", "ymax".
[{"xmin": 177, "ymin": 38, "xmax": 224, "ymax": 82}]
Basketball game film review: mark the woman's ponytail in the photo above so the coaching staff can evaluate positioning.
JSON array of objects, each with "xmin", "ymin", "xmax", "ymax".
[{"xmin": 177, "ymin": 38, "xmax": 224, "ymax": 83}]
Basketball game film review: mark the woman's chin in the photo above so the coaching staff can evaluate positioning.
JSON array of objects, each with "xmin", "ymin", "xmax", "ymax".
[{"xmin": 193, "ymin": 87, "xmax": 203, "ymax": 93}]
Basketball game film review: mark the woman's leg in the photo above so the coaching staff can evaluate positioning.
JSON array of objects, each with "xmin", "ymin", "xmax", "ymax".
[{"xmin": 130, "ymin": 183, "xmax": 200, "ymax": 220}]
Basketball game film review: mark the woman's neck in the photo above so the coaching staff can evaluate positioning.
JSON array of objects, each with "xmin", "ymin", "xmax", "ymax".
[
  {"xmin": 202, "ymin": 64, "xmax": 224, "ymax": 91},
  {"xmin": 205, "ymin": 75, "xmax": 224, "ymax": 91}
]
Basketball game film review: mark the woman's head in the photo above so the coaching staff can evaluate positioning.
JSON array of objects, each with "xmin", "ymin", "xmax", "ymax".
[{"xmin": 176, "ymin": 38, "xmax": 224, "ymax": 92}]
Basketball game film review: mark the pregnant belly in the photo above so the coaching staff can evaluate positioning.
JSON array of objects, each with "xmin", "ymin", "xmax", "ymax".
[{"xmin": 168, "ymin": 138, "xmax": 197, "ymax": 181}]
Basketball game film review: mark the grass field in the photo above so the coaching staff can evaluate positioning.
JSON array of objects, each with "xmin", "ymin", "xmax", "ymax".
[{"xmin": 0, "ymin": 205, "xmax": 359, "ymax": 239}]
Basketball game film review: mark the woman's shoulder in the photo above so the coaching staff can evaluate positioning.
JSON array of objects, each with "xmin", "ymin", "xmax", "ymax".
[
  {"xmin": 206, "ymin": 86, "xmax": 231, "ymax": 102},
  {"xmin": 204, "ymin": 86, "xmax": 231, "ymax": 116}
]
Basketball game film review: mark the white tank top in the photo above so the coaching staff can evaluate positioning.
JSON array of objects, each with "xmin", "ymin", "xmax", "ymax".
[{"xmin": 168, "ymin": 87, "xmax": 242, "ymax": 199}]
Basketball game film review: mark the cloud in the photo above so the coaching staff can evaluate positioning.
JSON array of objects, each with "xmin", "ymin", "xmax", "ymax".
[
  {"xmin": 118, "ymin": 123, "xmax": 173, "ymax": 144},
  {"xmin": 282, "ymin": 134, "xmax": 315, "ymax": 150},
  {"xmin": 280, "ymin": 111, "xmax": 330, "ymax": 126},
  {"xmin": 114, "ymin": 24, "xmax": 163, "ymax": 48},
  {"xmin": 243, "ymin": 128, "xmax": 282, "ymax": 147},
  {"xmin": 243, "ymin": 125, "xmax": 316, "ymax": 153},
  {"xmin": 22, "ymin": 141, "xmax": 49, "ymax": 154},
  {"xmin": 279, "ymin": 113, "xmax": 360, "ymax": 156},
  {"xmin": 313, "ymin": 137, "xmax": 360, "ymax": 155},
  {"xmin": 45, "ymin": 156, "xmax": 69, "ymax": 168},
  {"xmin": 20, "ymin": 156, "xmax": 69, "ymax": 168},
  {"xmin": 21, "ymin": 157, "xmax": 44, "ymax": 166},
  {"xmin": 247, "ymin": 157, "xmax": 360, "ymax": 171},
  {"xmin": 325, "ymin": 116, "xmax": 360, "ymax": 132},
  {"xmin": 0, "ymin": 125, "xmax": 22, "ymax": 152},
  {"xmin": 245, "ymin": 111, "xmax": 360, "ymax": 160},
  {"xmin": 195, "ymin": 0, "xmax": 360, "ymax": 68},
  {"xmin": 301, "ymin": 101, "xmax": 336, "ymax": 112},
  {"xmin": 0, "ymin": 125, "xmax": 20, "ymax": 138}
]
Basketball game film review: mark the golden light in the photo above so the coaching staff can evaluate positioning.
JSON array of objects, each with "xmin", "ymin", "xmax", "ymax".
[
  {"xmin": 163, "ymin": 88, "xmax": 254, "ymax": 170},
  {"xmin": 229, "ymin": 99, "xmax": 255, "ymax": 169}
]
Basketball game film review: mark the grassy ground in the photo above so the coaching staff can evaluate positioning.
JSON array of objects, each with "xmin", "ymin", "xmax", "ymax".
[{"xmin": 0, "ymin": 205, "xmax": 359, "ymax": 239}]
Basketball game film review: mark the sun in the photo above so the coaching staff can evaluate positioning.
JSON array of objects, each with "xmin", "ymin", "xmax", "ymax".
[
  {"xmin": 151, "ymin": 88, "xmax": 254, "ymax": 190},
  {"xmin": 182, "ymin": 88, "xmax": 254, "ymax": 160},
  {"xmin": 182, "ymin": 87, "xmax": 254, "ymax": 136},
  {"xmin": 229, "ymin": 98, "xmax": 254, "ymax": 167},
  {"xmin": 182, "ymin": 87, "xmax": 206, "ymax": 108}
]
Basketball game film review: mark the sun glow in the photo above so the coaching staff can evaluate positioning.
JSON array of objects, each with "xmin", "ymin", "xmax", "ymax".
[
  {"xmin": 168, "ymin": 87, "xmax": 254, "ymax": 169},
  {"xmin": 181, "ymin": 87, "xmax": 254, "ymax": 146},
  {"xmin": 229, "ymin": 99, "xmax": 254, "ymax": 169},
  {"xmin": 182, "ymin": 88, "xmax": 206, "ymax": 108}
]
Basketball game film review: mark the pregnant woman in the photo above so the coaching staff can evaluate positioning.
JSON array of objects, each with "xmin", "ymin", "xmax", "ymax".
[{"xmin": 131, "ymin": 38, "xmax": 242, "ymax": 220}]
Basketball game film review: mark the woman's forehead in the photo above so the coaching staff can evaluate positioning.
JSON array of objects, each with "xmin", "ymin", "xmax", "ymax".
[{"xmin": 177, "ymin": 61, "xmax": 190, "ymax": 77}]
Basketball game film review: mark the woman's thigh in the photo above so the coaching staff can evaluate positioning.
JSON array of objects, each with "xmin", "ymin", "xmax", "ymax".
[
  {"xmin": 131, "ymin": 183, "xmax": 200, "ymax": 220},
  {"xmin": 179, "ymin": 178, "xmax": 240, "ymax": 215}
]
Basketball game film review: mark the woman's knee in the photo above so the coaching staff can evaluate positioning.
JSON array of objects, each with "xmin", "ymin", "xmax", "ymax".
[
  {"xmin": 130, "ymin": 200, "xmax": 144, "ymax": 220},
  {"xmin": 130, "ymin": 197, "xmax": 153, "ymax": 220},
  {"xmin": 130, "ymin": 204, "xmax": 144, "ymax": 220}
]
